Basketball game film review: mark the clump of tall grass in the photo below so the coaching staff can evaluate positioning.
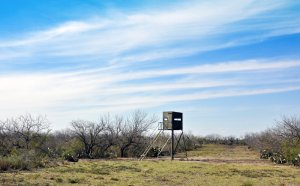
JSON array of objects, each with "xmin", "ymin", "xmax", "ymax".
[
  {"xmin": 0, "ymin": 158, "xmax": 10, "ymax": 171},
  {"xmin": 0, "ymin": 152, "xmax": 58, "ymax": 171},
  {"xmin": 0, "ymin": 155, "xmax": 32, "ymax": 171}
]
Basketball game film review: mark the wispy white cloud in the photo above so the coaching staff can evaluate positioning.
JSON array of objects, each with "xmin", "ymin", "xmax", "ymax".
[
  {"xmin": 114, "ymin": 60, "xmax": 300, "ymax": 81},
  {"xmin": 0, "ymin": 0, "xmax": 298, "ymax": 64},
  {"xmin": 95, "ymin": 86, "xmax": 300, "ymax": 108},
  {"xmin": 0, "ymin": 21, "xmax": 107, "ymax": 48},
  {"xmin": 0, "ymin": 59, "xmax": 298, "ymax": 114}
]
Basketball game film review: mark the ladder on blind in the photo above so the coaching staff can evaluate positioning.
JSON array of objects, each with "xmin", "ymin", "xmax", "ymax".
[
  {"xmin": 139, "ymin": 129, "xmax": 163, "ymax": 161},
  {"xmin": 156, "ymin": 136, "xmax": 171, "ymax": 157}
]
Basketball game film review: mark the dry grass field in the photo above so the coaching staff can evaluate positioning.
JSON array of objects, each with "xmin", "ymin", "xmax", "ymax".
[{"xmin": 1, "ymin": 144, "xmax": 300, "ymax": 186}]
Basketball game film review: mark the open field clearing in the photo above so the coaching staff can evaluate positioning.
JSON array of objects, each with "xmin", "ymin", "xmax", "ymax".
[
  {"xmin": 1, "ymin": 144, "xmax": 299, "ymax": 186},
  {"xmin": 181, "ymin": 144, "xmax": 266, "ymax": 164}
]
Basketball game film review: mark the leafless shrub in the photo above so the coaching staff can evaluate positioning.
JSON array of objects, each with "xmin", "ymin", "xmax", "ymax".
[
  {"xmin": 71, "ymin": 119, "xmax": 105, "ymax": 158},
  {"xmin": 1, "ymin": 114, "xmax": 50, "ymax": 150},
  {"xmin": 275, "ymin": 115, "xmax": 300, "ymax": 142},
  {"xmin": 116, "ymin": 110, "xmax": 158, "ymax": 157}
]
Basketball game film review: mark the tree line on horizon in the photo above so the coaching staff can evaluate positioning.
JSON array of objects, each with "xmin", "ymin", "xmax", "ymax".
[{"xmin": 0, "ymin": 110, "xmax": 299, "ymax": 171}]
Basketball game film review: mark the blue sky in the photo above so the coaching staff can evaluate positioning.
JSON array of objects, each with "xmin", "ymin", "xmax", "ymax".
[{"xmin": 0, "ymin": 0, "xmax": 300, "ymax": 136}]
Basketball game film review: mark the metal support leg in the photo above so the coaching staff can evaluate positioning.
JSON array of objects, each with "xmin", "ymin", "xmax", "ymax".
[
  {"xmin": 182, "ymin": 132, "xmax": 188, "ymax": 160},
  {"xmin": 171, "ymin": 129, "xmax": 174, "ymax": 160},
  {"xmin": 174, "ymin": 131, "xmax": 183, "ymax": 153}
]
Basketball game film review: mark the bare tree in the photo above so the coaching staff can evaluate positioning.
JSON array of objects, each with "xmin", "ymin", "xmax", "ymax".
[
  {"xmin": 0, "ymin": 121, "xmax": 10, "ymax": 155},
  {"xmin": 71, "ymin": 119, "xmax": 105, "ymax": 158},
  {"xmin": 244, "ymin": 129, "xmax": 281, "ymax": 151},
  {"xmin": 3, "ymin": 114, "xmax": 50, "ymax": 150},
  {"xmin": 260, "ymin": 129, "xmax": 281, "ymax": 151},
  {"xmin": 117, "ymin": 110, "xmax": 157, "ymax": 157},
  {"xmin": 244, "ymin": 133, "xmax": 260, "ymax": 149},
  {"xmin": 0, "ymin": 121, "xmax": 6, "ymax": 141},
  {"xmin": 97, "ymin": 115, "xmax": 123, "ymax": 156},
  {"xmin": 44, "ymin": 129, "xmax": 75, "ymax": 158},
  {"xmin": 275, "ymin": 116, "xmax": 300, "ymax": 142}
]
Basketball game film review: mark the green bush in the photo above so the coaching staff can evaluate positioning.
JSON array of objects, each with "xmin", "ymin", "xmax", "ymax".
[
  {"xmin": 0, "ymin": 151, "xmax": 57, "ymax": 171},
  {"xmin": 60, "ymin": 139, "xmax": 83, "ymax": 158},
  {"xmin": 0, "ymin": 155, "xmax": 31, "ymax": 171},
  {"xmin": 281, "ymin": 140, "xmax": 300, "ymax": 165}
]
